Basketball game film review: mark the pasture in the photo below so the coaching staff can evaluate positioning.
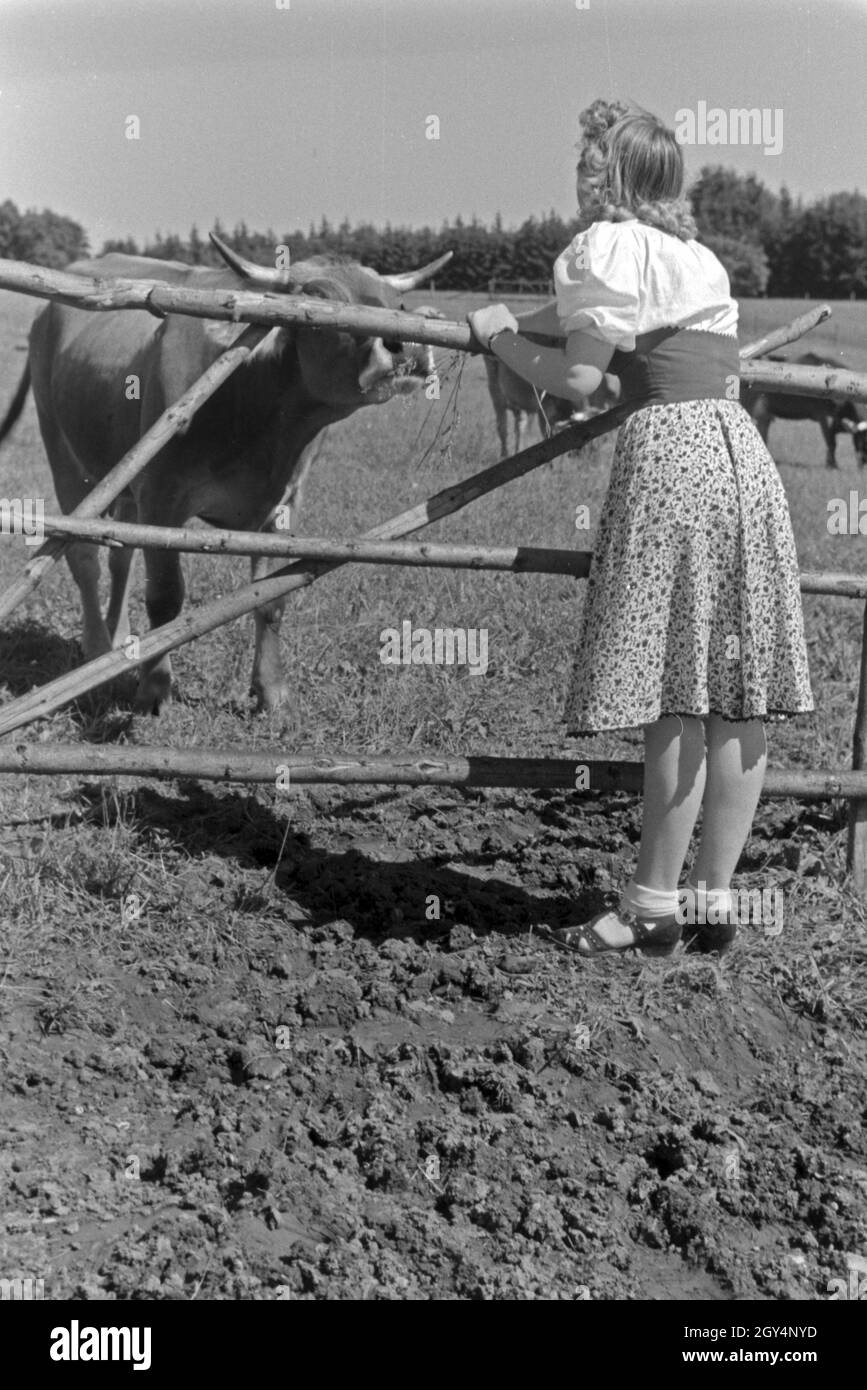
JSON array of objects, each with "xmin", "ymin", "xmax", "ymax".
[{"xmin": 1, "ymin": 284, "xmax": 866, "ymax": 1300}]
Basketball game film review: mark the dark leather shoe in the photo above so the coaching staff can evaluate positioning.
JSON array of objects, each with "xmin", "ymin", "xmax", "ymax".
[{"xmin": 682, "ymin": 921, "xmax": 738, "ymax": 955}]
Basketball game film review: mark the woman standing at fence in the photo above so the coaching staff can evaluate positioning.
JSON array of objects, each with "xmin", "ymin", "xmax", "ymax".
[{"xmin": 468, "ymin": 98, "xmax": 814, "ymax": 957}]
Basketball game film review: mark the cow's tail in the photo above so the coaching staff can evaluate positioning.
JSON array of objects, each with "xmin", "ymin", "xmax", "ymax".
[{"xmin": 0, "ymin": 361, "xmax": 31, "ymax": 447}]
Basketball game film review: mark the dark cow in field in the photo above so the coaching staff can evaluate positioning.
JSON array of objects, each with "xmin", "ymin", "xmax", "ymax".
[
  {"xmin": 0, "ymin": 235, "xmax": 450, "ymax": 713},
  {"xmin": 484, "ymin": 355, "xmax": 620, "ymax": 457},
  {"xmin": 740, "ymin": 350, "xmax": 867, "ymax": 469}
]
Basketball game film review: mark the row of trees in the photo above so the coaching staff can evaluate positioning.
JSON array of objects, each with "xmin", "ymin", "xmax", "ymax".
[
  {"xmin": 2, "ymin": 169, "xmax": 866, "ymax": 298},
  {"xmin": 0, "ymin": 198, "xmax": 88, "ymax": 269},
  {"xmin": 689, "ymin": 170, "xmax": 867, "ymax": 298}
]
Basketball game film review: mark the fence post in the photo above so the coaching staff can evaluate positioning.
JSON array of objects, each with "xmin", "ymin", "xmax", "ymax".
[{"xmin": 847, "ymin": 598, "xmax": 867, "ymax": 894}]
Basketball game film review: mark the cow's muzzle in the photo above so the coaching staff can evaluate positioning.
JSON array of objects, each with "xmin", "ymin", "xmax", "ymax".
[{"xmin": 358, "ymin": 338, "xmax": 434, "ymax": 398}]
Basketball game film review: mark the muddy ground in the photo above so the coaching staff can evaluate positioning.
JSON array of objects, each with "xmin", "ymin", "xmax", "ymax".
[
  {"xmin": 2, "ymin": 772, "xmax": 866, "ymax": 1302},
  {"xmin": 1, "ymin": 288, "xmax": 866, "ymax": 1301}
]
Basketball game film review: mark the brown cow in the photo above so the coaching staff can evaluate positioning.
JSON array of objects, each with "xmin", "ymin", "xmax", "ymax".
[{"xmin": 0, "ymin": 235, "xmax": 450, "ymax": 712}]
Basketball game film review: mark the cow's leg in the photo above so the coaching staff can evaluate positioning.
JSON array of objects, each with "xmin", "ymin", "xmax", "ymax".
[
  {"xmin": 48, "ymin": 456, "xmax": 113, "ymax": 661},
  {"xmin": 105, "ymin": 494, "xmax": 139, "ymax": 647},
  {"xmin": 250, "ymin": 548, "xmax": 289, "ymax": 712},
  {"xmin": 133, "ymin": 545, "xmax": 185, "ymax": 714},
  {"xmin": 513, "ymin": 411, "xmax": 527, "ymax": 455},
  {"xmin": 484, "ymin": 361, "xmax": 509, "ymax": 457},
  {"xmin": 820, "ymin": 417, "xmax": 838, "ymax": 469},
  {"xmin": 495, "ymin": 406, "xmax": 509, "ymax": 457},
  {"xmin": 65, "ymin": 545, "xmax": 110, "ymax": 661},
  {"xmin": 249, "ymin": 435, "xmax": 327, "ymax": 712}
]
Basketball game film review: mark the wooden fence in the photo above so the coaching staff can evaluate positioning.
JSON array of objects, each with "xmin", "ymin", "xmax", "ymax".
[{"xmin": 2, "ymin": 257, "xmax": 867, "ymax": 892}]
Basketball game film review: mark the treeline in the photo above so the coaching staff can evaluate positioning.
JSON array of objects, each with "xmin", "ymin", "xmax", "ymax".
[
  {"xmin": 689, "ymin": 170, "xmax": 867, "ymax": 299},
  {"xmin": 0, "ymin": 198, "xmax": 89, "ymax": 269},
  {"xmin": 2, "ymin": 168, "xmax": 866, "ymax": 298}
]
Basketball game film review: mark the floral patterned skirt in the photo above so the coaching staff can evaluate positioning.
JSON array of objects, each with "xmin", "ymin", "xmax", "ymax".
[{"xmin": 562, "ymin": 398, "xmax": 815, "ymax": 735}]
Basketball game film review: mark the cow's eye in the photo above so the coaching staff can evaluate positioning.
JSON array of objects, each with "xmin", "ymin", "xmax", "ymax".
[{"xmin": 383, "ymin": 339, "xmax": 402, "ymax": 355}]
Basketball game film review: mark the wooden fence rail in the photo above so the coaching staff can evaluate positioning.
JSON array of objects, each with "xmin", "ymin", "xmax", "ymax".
[
  {"xmin": 27, "ymin": 517, "xmax": 867, "ymax": 600},
  {"xmin": 0, "ymin": 746, "xmax": 864, "ymax": 800},
  {"xmin": 0, "ymin": 258, "xmax": 861, "ymax": 401}
]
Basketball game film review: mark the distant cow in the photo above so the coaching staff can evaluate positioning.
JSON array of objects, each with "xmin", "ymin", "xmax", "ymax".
[
  {"xmin": 741, "ymin": 351, "xmax": 867, "ymax": 469},
  {"xmin": 0, "ymin": 235, "xmax": 451, "ymax": 713},
  {"xmin": 484, "ymin": 356, "xmax": 620, "ymax": 456}
]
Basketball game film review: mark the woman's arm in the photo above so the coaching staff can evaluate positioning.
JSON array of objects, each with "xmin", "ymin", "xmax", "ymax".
[
  {"xmin": 490, "ymin": 328, "xmax": 614, "ymax": 403},
  {"xmin": 467, "ymin": 305, "xmax": 615, "ymax": 403}
]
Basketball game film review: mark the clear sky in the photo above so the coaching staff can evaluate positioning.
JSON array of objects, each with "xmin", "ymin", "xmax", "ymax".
[{"xmin": 1, "ymin": 0, "xmax": 865, "ymax": 253}]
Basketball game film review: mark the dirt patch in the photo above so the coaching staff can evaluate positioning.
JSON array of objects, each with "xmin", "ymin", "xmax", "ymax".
[{"xmin": 2, "ymin": 781, "xmax": 865, "ymax": 1300}]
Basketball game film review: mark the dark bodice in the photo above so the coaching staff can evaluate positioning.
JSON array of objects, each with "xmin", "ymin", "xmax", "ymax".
[{"xmin": 608, "ymin": 327, "xmax": 740, "ymax": 409}]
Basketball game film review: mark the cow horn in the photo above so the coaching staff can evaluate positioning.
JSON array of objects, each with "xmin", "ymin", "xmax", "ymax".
[
  {"xmin": 209, "ymin": 232, "xmax": 292, "ymax": 288},
  {"xmin": 857, "ymin": 421, "xmax": 867, "ymax": 432},
  {"xmin": 380, "ymin": 251, "xmax": 453, "ymax": 291}
]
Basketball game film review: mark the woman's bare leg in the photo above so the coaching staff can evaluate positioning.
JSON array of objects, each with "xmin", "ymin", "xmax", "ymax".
[
  {"xmin": 587, "ymin": 714, "xmax": 706, "ymax": 948},
  {"xmin": 633, "ymin": 714, "xmax": 707, "ymax": 889},
  {"xmin": 689, "ymin": 714, "xmax": 767, "ymax": 889}
]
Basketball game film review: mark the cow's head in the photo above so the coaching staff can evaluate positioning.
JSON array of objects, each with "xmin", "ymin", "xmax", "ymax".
[
  {"xmin": 210, "ymin": 233, "xmax": 450, "ymax": 409},
  {"xmin": 840, "ymin": 412, "xmax": 867, "ymax": 464}
]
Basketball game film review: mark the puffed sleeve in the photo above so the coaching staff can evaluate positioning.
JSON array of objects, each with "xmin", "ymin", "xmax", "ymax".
[{"xmin": 553, "ymin": 222, "xmax": 641, "ymax": 350}]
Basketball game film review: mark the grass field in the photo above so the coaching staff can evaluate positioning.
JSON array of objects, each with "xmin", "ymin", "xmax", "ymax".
[{"xmin": 0, "ymin": 285, "xmax": 866, "ymax": 1301}]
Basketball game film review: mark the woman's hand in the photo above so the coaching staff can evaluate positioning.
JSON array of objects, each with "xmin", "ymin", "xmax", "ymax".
[{"xmin": 467, "ymin": 304, "xmax": 519, "ymax": 350}]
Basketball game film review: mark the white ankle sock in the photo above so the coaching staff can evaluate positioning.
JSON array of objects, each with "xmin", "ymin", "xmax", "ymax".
[
  {"xmin": 620, "ymin": 879, "xmax": 679, "ymax": 919},
  {"xmin": 682, "ymin": 880, "xmax": 733, "ymax": 925}
]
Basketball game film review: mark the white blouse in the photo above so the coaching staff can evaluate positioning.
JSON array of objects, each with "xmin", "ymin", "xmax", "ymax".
[{"xmin": 553, "ymin": 219, "xmax": 738, "ymax": 351}]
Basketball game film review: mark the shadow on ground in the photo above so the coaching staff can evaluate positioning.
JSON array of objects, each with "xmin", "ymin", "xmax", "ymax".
[{"xmin": 70, "ymin": 777, "xmax": 600, "ymax": 939}]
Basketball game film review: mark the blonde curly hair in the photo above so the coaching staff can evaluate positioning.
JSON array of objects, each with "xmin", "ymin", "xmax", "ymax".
[{"xmin": 575, "ymin": 98, "xmax": 697, "ymax": 241}]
